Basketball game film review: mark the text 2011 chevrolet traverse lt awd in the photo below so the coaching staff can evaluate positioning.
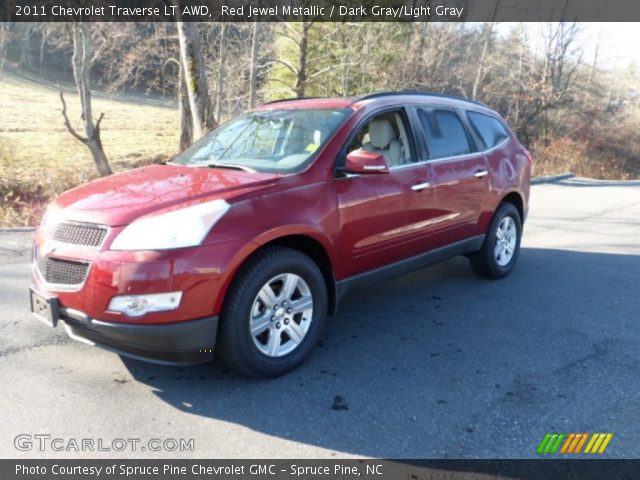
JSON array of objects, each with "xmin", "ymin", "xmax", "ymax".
[{"xmin": 30, "ymin": 92, "xmax": 531, "ymax": 378}]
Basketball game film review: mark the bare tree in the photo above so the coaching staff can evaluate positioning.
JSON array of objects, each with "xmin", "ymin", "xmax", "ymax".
[
  {"xmin": 534, "ymin": 21, "xmax": 582, "ymax": 140},
  {"xmin": 174, "ymin": 58, "xmax": 192, "ymax": 150},
  {"xmin": 17, "ymin": 23, "xmax": 34, "ymax": 71},
  {"xmin": 248, "ymin": 22, "xmax": 261, "ymax": 108},
  {"xmin": 214, "ymin": 24, "xmax": 228, "ymax": 120},
  {"xmin": 471, "ymin": 0, "xmax": 500, "ymax": 100},
  {"xmin": 0, "ymin": 24, "xmax": 9, "ymax": 79},
  {"xmin": 295, "ymin": 21, "xmax": 311, "ymax": 97},
  {"xmin": 176, "ymin": 20, "xmax": 216, "ymax": 141},
  {"xmin": 331, "ymin": 23, "xmax": 366, "ymax": 96},
  {"xmin": 589, "ymin": 25, "xmax": 603, "ymax": 83},
  {"xmin": 512, "ymin": 25, "xmax": 528, "ymax": 132},
  {"xmin": 60, "ymin": 23, "xmax": 112, "ymax": 176},
  {"xmin": 37, "ymin": 24, "xmax": 52, "ymax": 74}
]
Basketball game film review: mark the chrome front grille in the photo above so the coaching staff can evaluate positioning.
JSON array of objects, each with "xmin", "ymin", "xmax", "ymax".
[
  {"xmin": 37, "ymin": 256, "xmax": 90, "ymax": 286},
  {"xmin": 45, "ymin": 221, "xmax": 108, "ymax": 248}
]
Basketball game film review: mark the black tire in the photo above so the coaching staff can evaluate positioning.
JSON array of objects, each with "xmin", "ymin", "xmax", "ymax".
[
  {"xmin": 469, "ymin": 202, "xmax": 522, "ymax": 279},
  {"xmin": 217, "ymin": 246, "xmax": 328, "ymax": 378}
]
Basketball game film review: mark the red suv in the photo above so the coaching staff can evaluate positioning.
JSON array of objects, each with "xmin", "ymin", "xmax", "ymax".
[{"xmin": 30, "ymin": 92, "xmax": 531, "ymax": 377}]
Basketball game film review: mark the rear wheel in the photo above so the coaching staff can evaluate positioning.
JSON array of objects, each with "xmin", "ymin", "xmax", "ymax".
[
  {"xmin": 469, "ymin": 202, "xmax": 522, "ymax": 279},
  {"xmin": 217, "ymin": 246, "xmax": 327, "ymax": 378}
]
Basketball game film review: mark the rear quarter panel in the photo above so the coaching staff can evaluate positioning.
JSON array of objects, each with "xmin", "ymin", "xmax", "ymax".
[{"xmin": 484, "ymin": 136, "xmax": 531, "ymax": 230}]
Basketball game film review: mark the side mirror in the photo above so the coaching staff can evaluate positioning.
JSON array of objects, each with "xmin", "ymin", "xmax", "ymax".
[{"xmin": 343, "ymin": 150, "xmax": 390, "ymax": 174}]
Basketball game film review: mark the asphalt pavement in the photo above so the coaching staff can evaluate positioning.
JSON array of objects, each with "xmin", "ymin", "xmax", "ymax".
[{"xmin": 1, "ymin": 177, "xmax": 639, "ymax": 459}]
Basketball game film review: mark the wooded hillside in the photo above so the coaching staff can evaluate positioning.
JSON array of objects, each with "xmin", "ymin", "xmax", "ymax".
[{"xmin": 1, "ymin": 22, "xmax": 639, "ymax": 226}]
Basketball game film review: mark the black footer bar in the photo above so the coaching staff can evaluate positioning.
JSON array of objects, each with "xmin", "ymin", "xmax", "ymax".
[{"xmin": 3, "ymin": 459, "xmax": 640, "ymax": 480}]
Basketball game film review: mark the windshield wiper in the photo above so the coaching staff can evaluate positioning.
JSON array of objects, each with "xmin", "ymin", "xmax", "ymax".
[{"xmin": 206, "ymin": 163, "xmax": 256, "ymax": 173}]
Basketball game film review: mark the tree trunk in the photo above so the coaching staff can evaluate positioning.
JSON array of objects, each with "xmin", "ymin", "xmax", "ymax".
[
  {"xmin": 295, "ymin": 22, "xmax": 311, "ymax": 97},
  {"xmin": 0, "ymin": 24, "xmax": 8, "ymax": 79},
  {"xmin": 178, "ymin": 61, "xmax": 193, "ymax": 150},
  {"xmin": 176, "ymin": 20, "xmax": 216, "ymax": 141},
  {"xmin": 514, "ymin": 26, "xmax": 525, "ymax": 135},
  {"xmin": 471, "ymin": 0, "xmax": 500, "ymax": 100},
  {"xmin": 18, "ymin": 24, "xmax": 33, "ymax": 71},
  {"xmin": 248, "ymin": 22, "xmax": 260, "ymax": 108},
  {"xmin": 61, "ymin": 23, "xmax": 112, "ymax": 177},
  {"xmin": 215, "ymin": 24, "xmax": 228, "ymax": 120},
  {"xmin": 400, "ymin": 23, "xmax": 416, "ymax": 87},
  {"xmin": 589, "ymin": 25, "xmax": 603, "ymax": 84},
  {"xmin": 416, "ymin": 22, "xmax": 428, "ymax": 64}
]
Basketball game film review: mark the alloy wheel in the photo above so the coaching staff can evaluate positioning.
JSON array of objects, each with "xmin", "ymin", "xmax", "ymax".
[
  {"xmin": 249, "ymin": 273, "xmax": 314, "ymax": 357},
  {"xmin": 494, "ymin": 216, "xmax": 517, "ymax": 267}
]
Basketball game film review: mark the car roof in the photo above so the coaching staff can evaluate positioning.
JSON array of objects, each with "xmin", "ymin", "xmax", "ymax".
[
  {"xmin": 254, "ymin": 91, "xmax": 495, "ymax": 115},
  {"xmin": 254, "ymin": 97, "xmax": 357, "ymax": 111}
]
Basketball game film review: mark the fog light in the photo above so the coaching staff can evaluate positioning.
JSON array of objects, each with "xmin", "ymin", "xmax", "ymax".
[{"xmin": 107, "ymin": 292, "xmax": 182, "ymax": 317}]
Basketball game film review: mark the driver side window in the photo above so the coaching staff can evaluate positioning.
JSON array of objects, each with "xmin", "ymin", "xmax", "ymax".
[{"xmin": 347, "ymin": 111, "xmax": 414, "ymax": 167}]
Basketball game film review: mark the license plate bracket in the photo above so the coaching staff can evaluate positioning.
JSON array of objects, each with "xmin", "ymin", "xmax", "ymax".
[{"xmin": 29, "ymin": 287, "xmax": 60, "ymax": 327}]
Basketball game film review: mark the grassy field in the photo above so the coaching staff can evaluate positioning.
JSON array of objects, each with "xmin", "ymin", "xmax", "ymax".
[{"xmin": 0, "ymin": 71, "xmax": 178, "ymax": 227}]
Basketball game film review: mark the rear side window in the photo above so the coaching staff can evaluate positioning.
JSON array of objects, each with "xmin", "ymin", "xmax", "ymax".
[
  {"xmin": 418, "ymin": 109, "xmax": 471, "ymax": 159},
  {"xmin": 467, "ymin": 111, "xmax": 509, "ymax": 149}
]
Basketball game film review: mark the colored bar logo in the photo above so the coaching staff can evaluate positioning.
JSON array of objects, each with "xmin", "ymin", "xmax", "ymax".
[{"xmin": 537, "ymin": 433, "xmax": 613, "ymax": 454}]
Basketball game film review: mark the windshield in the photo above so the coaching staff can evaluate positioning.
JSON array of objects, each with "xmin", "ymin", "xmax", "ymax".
[{"xmin": 171, "ymin": 108, "xmax": 350, "ymax": 173}]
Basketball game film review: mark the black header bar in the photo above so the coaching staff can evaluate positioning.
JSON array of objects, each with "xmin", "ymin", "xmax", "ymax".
[{"xmin": 2, "ymin": 0, "xmax": 640, "ymax": 22}]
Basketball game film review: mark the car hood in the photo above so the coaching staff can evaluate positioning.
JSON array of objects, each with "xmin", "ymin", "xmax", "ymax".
[{"xmin": 50, "ymin": 164, "xmax": 282, "ymax": 226}]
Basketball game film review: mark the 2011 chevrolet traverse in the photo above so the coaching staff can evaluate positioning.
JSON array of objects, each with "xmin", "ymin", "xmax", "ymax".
[{"xmin": 30, "ymin": 92, "xmax": 531, "ymax": 378}]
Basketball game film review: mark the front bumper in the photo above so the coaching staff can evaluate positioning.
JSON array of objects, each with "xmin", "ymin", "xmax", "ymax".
[
  {"xmin": 57, "ymin": 305, "xmax": 218, "ymax": 365},
  {"xmin": 31, "ymin": 226, "xmax": 250, "ymax": 324}
]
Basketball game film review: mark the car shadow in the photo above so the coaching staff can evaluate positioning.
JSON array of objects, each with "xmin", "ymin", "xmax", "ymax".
[{"xmin": 121, "ymin": 247, "xmax": 640, "ymax": 459}]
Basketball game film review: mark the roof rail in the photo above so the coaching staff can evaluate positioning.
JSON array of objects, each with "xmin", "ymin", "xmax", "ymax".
[
  {"xmin": 357, "ymin": 91, "xmax": 489, "ymax": 108},
  {"xmin": 260, "ymin": 96, "xmax": 326, "ymax": 105}
]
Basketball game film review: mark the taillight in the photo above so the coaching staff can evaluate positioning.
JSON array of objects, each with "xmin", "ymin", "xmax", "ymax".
[{"xmin": 524, "ymin": 149, "xmax": 533, "ymax": 163}]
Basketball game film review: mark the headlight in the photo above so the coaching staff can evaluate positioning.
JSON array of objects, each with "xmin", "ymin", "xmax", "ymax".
[
  {"xmin": 40, "ymin": 206, "xmax": 62, "ymax": 236},
  {"xmin": 110, "ymin": 199, "xmax": 230, "ymax": 250}
]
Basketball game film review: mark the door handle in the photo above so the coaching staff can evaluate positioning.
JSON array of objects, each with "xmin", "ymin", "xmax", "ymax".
[
  {"xmin": 474, "ymin": 170, "xmax": 489, "ymax": 178},
  {"xmin": 411, "ymin": 182, "xmax": 432, "ymax": 191}
]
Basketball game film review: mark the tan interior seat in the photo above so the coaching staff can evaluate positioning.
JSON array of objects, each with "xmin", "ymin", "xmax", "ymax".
[{"xmin": 362, "ymin": 119, "xmax": 403, "ymax": 167}]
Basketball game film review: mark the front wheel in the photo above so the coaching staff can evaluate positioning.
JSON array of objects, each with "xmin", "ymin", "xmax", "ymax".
[
  {"xmin": 469, "ymin": 202, "xmax": 522, "ymax": 279},
  {"xmin": 217, "ymin": 246, "xmax": 328, "ymax": 378}
]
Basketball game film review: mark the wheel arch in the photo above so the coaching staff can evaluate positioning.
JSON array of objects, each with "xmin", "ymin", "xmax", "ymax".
[
  {"xmin": 500, "ymin": 191, "xmax": 525, "ymax": 224},
  {"xmin": 217, "ymin": 229, "xmax": 338, "ymax": 317},
  {"xmin": 262, "ymin": 234, "xmax": 337, "ymax": 316}
]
